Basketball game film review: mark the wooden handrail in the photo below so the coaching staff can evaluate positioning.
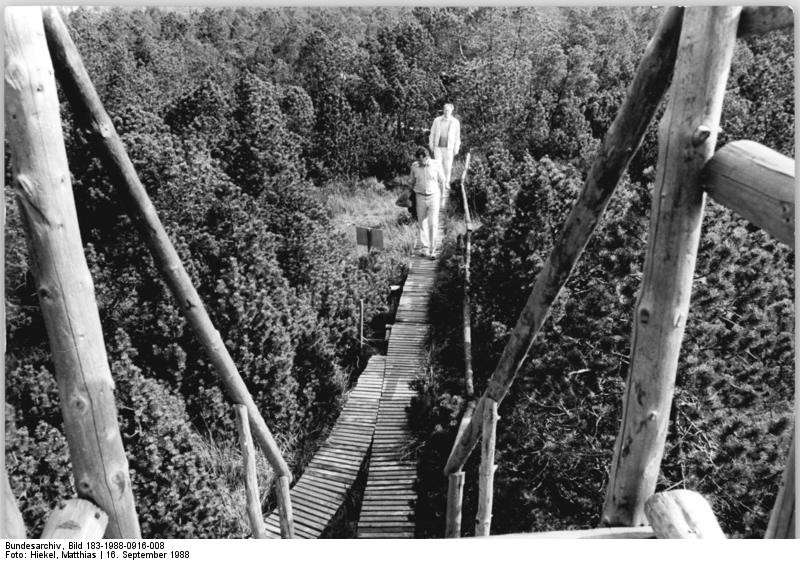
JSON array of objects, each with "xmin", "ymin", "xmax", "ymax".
[
  {"xmin": 5, "ymin": 7, "xmax": 141, "ymax": 538},
  {"xmin": 484, "ymin": 527, "xmax": 656, "ymax": 539},
  {"xmin": 703, "ymin": 140, "xmax": 794, "ymax": 248},
  {"xmin": 41, "ymin": 6, "xmax": 292, "ymax": 481},
  {"xmin": 459, "ymin": 153, "xmax": 474, "ymax": 399},
  {"xmin": 602, "ymin": 7, "xmax": 742, "ymax": 527},
  {"xmin": 444, "ymin": 6, "xmax": 685, "ymax": 476}
]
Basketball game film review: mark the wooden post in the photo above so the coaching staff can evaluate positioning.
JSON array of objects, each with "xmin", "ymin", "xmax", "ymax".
[
  {"xmin": 703, "ymin": 140, "xmax": 794, "ymax": 248},
  {"xmin": 644, "ymin": 490, "xmax": 726, "ymax": 538},
  {"xmin": 602, "ymin": 7, "xmax": 741, "ymax": 527},
  {"xmin": 41, "ymin": 499, "xmax": 108, "ymax": 539},
  {"xmin": 360, "ymin": 299, "xmax": 364, "ymax": 351},
  {"xmin": 275, "ymin": 475, "xmax": 295, "ymax": 538},
  {"xmin": 234, "ymin": 405, "xmax": 267, "ymax": 539},
  {"xmin": 4, "ymin": 7, "xmax": 140, "ymax": 538},
  {"xmin": 765, "ymin": 428, "xmax": 795, "ymax": 539},
  {"xmin": 475, "ymin": 399, "xmax": 498, "ymax": 537},
  {"xmin": 41, "ymin": 7, "xmax": 291, "ymax": 482},
  {"xmin": 445, "ymin": 471, "xmax": 465, "ymax": 538},
  {"xmin": 459, "ymin": 153, "xmax": 475, "ymax": 398},
  {"xmin": 2, "ymin": 468, "xmax": 26, "ymax": 538},
  {"xmin": 444, "ymin": 6, "xmax": 684, "ymax": 476}
]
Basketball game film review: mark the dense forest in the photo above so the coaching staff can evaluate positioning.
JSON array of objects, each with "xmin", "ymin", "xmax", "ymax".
[{"xmin": 4, "ymin": 6, "xmax": 794, "ymax": 539}]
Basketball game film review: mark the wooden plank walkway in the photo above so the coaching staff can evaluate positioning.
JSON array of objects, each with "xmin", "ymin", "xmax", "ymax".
[
  {"xmin": 356, "ymin": 190, "xmax": 447, "ymax": 538},
  {"xmin": 265, "ymin": 189, "xmax": 448, "ymax": 538},
  {"xmin": 264, "ymin": 355, "xmax": 385, "ymax": 538}
]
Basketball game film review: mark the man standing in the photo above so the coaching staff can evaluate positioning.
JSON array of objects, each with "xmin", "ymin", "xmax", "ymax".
[
  {"xmin": 428, "ymin": 103, "xmax": 461, "ymax": 191},
  {"xmin": 410, "ymin": 147, "xmax": 445, "ymax": 259}
]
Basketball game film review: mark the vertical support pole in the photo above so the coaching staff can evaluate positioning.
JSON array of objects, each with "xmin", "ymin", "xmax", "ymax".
[
  {"xmin": 602, "ymin": 6, "xmax": 741, "ymax": 527},
  {"xmin": 765, "ymin": 428, "xmax": 795, "ymax": 539},
  {"xmin": 445, "ymin": 472, "xmax": 465, "ymax": 538},
  {"xmin": 234, "ymin": 405, "xmax": 267, "ymax": 539},
  {"xmin": 359, "ymin": 299, "xmax": 364, "ymax": 351},
  {"xmin": 275, "ymin": 476, "xmax": 295, "ymax": 538},
  {"xmin": 41, "ymin": 6, "xmax": 291, "ymax": 482},
  {"xmin": 475, "ymin": 398, "xmax": 498, "ymax": 536},
  {"xmin": 459, "ymin": 153, "xmax": 474, "ymax": 399},
  {"xmin": 4, "ymin": 7, "xmax": 140, "ymax": 538}
]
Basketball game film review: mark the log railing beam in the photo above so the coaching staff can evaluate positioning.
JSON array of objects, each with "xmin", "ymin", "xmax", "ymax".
[
  {"xmin": 602, "ymin": 6, "xmax": 741, "ymax": 527},
  {"xmin": 738, "ymin": 7, "xmax": 793, "ymax": 37},
  {"xmin": 41, "ymin": 6, "xmax": 291, "ymax": 480},
  {"xmin": 5, "ymin": 6, "xmax": 140, "ymax": 538},
  {"xmin": 703, "ymin": 140, "xmax": 794, "ymax": 248},
  {"xmin": 444, "ymin": 6, "xmax": 685, "ymax": 476}
]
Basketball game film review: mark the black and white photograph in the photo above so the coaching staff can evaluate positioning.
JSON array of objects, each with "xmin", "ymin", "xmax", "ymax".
[{"xmin": 2, "ymin": 4, "xmax": 795, "ymax": 545}]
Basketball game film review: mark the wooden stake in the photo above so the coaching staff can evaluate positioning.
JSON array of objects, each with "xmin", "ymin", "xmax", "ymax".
[
  {"xmin": 765, "ymin": 428, "xmax": 795, "ymax": 539},
  {"xmin": 444, "ymin": 6, "xmax": 684, "ymax": 476},
  {"xmin": 644, "ymin": 490, "xmax": 726, "ymax": 539},
  {"xmin": 603, "ymin": 7, "xmax": 741, "ymax": 527},
  {"xmin": 475, "ymin": 399, "xmax": 498, "ymax": 537},
  {"xmin": 5, "ymin": 7, "xmax": 140, "ymax": 538},
  {"xmin": 41, "ymin": 499, "xmax": 108, "ymax": 539},
  {"xmin": 703, "ymin": 140, "xmax": 794, "ymax": 248},
  {"xmin": 234, "ymin": 405, "xmax": 267, "ymax": 539},
  {"xmin": 2, "ymin": 468, "xmax": 26, "ymax": 538},
  {"xmin": 445, "ymin": 471, "xmax": 465, "ymax": 538},
  {"xmin": 276, "ymin": 475, "xmax": 295, "ymax": 538},
  {"xmin": 41, "ymin": 6, "xmax": 291, "ymax": 482}
]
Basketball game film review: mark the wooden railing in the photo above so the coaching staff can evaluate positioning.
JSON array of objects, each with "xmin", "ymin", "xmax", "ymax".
[{"xmin": 443, "ymin": 5, "xmax": 795, "ymax": 539}]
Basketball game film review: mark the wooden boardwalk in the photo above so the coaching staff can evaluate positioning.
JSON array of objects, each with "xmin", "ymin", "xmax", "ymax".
[
  {"xmin": 264, "ymin": 356, "xmax": 385, "ymax": 538},
  {"xmin": 356, "ymin": 190, "xmax": 447, "ymax": 538},
  {"xmin": 265, "ymin": 190, "xmax": 447, "ymax": 538}
]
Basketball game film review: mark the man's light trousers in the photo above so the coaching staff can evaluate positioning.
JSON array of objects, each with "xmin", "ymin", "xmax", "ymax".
[
  {"xmin": 415, "ymin": 190, "xmax": 441, "ymax": 254},
  {"xmin": 433, "ymin": 146, "xmax": 454, "ymax": 190}
]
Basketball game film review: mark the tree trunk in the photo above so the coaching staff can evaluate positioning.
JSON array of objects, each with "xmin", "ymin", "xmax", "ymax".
[
  {"xmin": 41, "ymin": 6, "xmax": 291, "ymax": 480},
  {"xmin": 602, "ymin": 7, "xmax": 741, "ymax": 527},
  {"xmin": 4, "ymin": 7, "xmax": 140, "ymax": 537},
  {"xmin": 444, "ymin": 6, "xmax": 684, "ymax": 476}
]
